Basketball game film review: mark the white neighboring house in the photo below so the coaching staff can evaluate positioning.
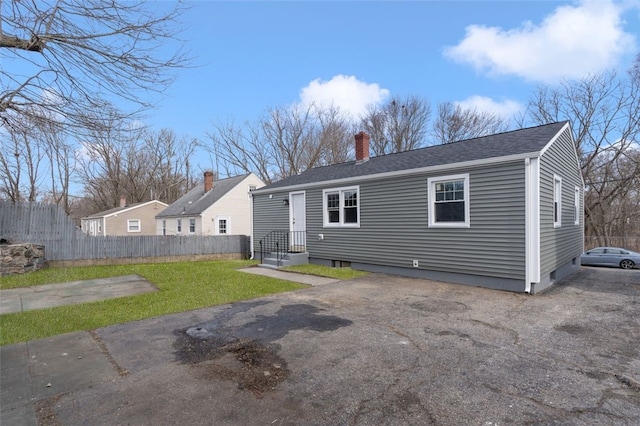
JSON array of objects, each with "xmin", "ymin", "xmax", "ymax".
[
  {"xmin": 155, "ymin": 172, "xmax": 264, "ymax": 236},
  {"xmin": 81, "ymin": 198, "xmax": 168, "ymax": 236}
]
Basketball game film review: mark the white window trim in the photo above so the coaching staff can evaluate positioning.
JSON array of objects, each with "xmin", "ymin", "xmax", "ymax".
[
  {"xmin": 574, "ymin": 186, "xmax": 580, "ymax": 226},
  {"xmin": 215, "ymin": 216, "xmax": 231, "ymax": 235},
  {"xmin": 428, "ymin": 173, "xmax": 470, "ymax": 228},
  {"xmin": 322, "ymin": 186, "xmax": 360, "ymax": 228},
  {"xmin": 128, "ymin": 219, "xmax": 141, "ymax": 233},
  {"xmin": 176, "ymin": 218, "xmax": 182, "ymax": 234},
  {"xmin": 188, "ymin": 218, "xmax": 196, "ymax": 234},
  {"xmin": 553, "ymin": 175, "xmax": 562, "ymax": 228}
]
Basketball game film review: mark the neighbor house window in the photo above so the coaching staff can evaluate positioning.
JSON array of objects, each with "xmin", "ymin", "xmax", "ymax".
[
  {"xmin": 322, "ymin": 186, "xmax": 360, "ymax": 227},
  {"xmin": 428, "ymin": 174, "xmax": 470, "ymax": 228},
  {"xmin": 189, "ymin": 218, "xmax": 196, "ymax": 233},
  {"xmin": 162, "ymin": 220, "xmax": 166, "ymax": 235},
  {"xmin": 216, "ymin": 217, "xmax": 229, "ymax": 235},
  {"xmin": 176, "ymin": 218, "xmax": 182, "ymax": 234},
  {"xmin": 128, "ymin": 219, "xmax": 141, "ymax": 233},
  {"xmin": 553, "ymin": 175, "xmax": 562, "ymax": 228},
  {"xmin": 574, "ymin": 186, "xmax": 580, "ymax": 225}
]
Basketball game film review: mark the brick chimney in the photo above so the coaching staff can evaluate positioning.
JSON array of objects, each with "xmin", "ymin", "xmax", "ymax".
[
  {"xmin": 355, "ymin": 131, "xmax": 370, "ymax": 163},
  {"xmin": 204, "ymin": 171, "xmax": 214, "ymax": 193},
  {"xmin": 119, "ymin": 196, "xmax": 126, "ymax": 208}
]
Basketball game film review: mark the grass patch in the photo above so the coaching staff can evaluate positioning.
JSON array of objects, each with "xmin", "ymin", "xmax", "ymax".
[
  {"xmin": 283, "ymin": 264, "xmax": 369, "ymax": 280},
  {"xmin": 0, "ymin": 260, "xmax": 306, "ymax": 346}
]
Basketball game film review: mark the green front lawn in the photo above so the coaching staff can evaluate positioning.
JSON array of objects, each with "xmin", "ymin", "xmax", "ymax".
[{"xmin": 0, "ymin": 260, "xmax": 306, "ymax": 346}]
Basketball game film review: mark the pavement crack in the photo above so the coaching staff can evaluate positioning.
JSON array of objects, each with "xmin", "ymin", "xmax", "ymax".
[
  {"xmin": 386, "ymin": 324, "xmax": 426, "ymax": 353},
  {"xmin": 88, "ymin": 330, "xmax": 128, "ymax": 376}
]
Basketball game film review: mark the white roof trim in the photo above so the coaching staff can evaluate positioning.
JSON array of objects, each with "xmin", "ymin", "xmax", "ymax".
[
  {"xmin": 90, "ymin": 200, "xmax": 168, "ymax": 219},
  {"xmin": 253, "ymin": 151, "xmax": 542, "ymax": 195}
]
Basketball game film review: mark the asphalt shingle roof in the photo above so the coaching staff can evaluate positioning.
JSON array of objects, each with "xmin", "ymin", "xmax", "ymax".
[
  {"xmin": 260, "ymin": 122, "xmax": 568, "ymax": 191},
  {"xmin": 156, "ymin": 174, "xmax": 250, "ymax": 218}
]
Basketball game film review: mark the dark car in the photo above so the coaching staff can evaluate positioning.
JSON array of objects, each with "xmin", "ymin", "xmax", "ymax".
[{"xmin": 581, "ymin": 247, "xmax": 640, "ymax": 269}]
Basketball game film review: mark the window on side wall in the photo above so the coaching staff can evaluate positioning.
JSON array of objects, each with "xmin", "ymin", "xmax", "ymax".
[
  {"xmin": 218, "ymin": 218, "xmax": 228, "ymax": 234},
  {"xmin": 162, "ymin": 220, "xmax": 166, "ymax": 235},
  {"xmin": 189, "ymin": 218, "xmax": 196, "ymax": 233},
  {"xmin": 574, "ymin": 186, "xmax": 580, "ymax": 225},
  {"xmin": 128, "ymin": 219, "xmax": 141, "ymax": 233},
  {"xmin": 428, "ymin": 174, "xmax": 470, "ymax": 228},
  {"xmin": 553, "ymin": 175, "xmax": 562, "ymax": 228},
  {"xmin": 322, "ymin": 186, "xmax": 360, "ymax": 227},
  {"xmin": 177, "ymin": 218, "xmax": 182, "ymax": 234}
]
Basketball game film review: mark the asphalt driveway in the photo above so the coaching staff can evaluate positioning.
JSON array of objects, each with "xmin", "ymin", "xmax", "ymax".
[{"xmin": 2, "ymin": 267, "xmax": 639, "ymax": 425}]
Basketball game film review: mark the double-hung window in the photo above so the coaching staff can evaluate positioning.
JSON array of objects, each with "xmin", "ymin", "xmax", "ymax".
[
  {"xmin": 323, "ymin": 186, "xmax": 360, "ymax": 227},
  {"xmin": 176, "ymin": 218, "xmax": 182, "ymax": 234},
  {"xmin": 553, "ymin": 175, "xmax": 562, "ymax": 228},
  {"xmin": 574, "ymin": 186, "xmax": 580, "ymax": 226},
  {"xmin": 189, "ymin": 218, "xmax": 196, "ymax": 233},
  {"xmin": 428, "ymin": 174, "xmax": 470, "ymax": 228},
  {"xmin": 128, "ymin": 219, "xmax": 141, "ymax": 233},
  {"xmin": 216, "ymin": 216, "xmax": 230, "ymax": 235}
]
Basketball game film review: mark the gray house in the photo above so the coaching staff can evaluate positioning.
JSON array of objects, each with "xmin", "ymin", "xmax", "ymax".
[{"xmin": 251, "ymin": 121, "xmax": 584, "ymax": 294}]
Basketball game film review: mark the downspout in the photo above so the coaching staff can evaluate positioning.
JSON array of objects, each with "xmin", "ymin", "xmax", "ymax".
[{"xmin": 249, "ymin": 191, "xmax": 255, "ymax": 260}]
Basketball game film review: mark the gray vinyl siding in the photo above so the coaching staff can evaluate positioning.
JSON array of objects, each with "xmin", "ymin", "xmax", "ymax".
[
  {"xmin": 305, "ymin": 160, "xmax": 527, "ymax": 281},
  {"xmin": 252, "ymin": 191, "xmax": 291, "ymax": 251},
  {"xmin": 539, "ymin": 127, "xmax": 584, "ymax": 276}
]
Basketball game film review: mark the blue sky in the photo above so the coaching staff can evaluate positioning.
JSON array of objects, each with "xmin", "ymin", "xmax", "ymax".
[{"xmin": 147, "ymin": 0, "xmax": 640, "ymax": 140}]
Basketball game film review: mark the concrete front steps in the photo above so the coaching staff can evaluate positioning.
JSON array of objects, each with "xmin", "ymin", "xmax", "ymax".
[{"xmin": 260, "ymin": 252, "xmax": 309, "ymax": 268}]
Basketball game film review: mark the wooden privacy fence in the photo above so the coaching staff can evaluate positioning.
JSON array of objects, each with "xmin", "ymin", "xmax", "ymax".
[{"xmin": 0, "ymin": 202, "xmax": 249, "ymax": 262}]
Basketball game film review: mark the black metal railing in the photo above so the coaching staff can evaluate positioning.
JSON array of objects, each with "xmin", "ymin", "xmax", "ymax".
[{"xmin": 259, "ymin": 230, "xmax": 306, "ymax": 267}]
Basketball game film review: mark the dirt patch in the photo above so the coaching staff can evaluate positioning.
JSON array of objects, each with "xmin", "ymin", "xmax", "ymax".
[
  {"xmin": 173, "ymin": 330, "xmax": 289, "ymax": 397},
  {"xmin": 35, "ymin": 394, "xmax": 63, "ymax": 426}
]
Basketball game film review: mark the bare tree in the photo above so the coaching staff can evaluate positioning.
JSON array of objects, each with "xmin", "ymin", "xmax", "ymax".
[
  {"xmin": 78, "ymin": 114, "xmax": 198, "ymax": 213},
  {"xmin": 360, "ymin": 95, "xmax": 431, "ymax": 155},
  {"xmin": 520, "ymin": 58, "xmax": 640, "ymax": 246},
  {"xmin": 1, "ymin": 0, "xmax": 189, "ymax": 139},
  {"xmin": 207, "ymin": 104, "xmax": 353, "ymax": 184},
  {"xmin": 432, "ymin": 102, "xmax": 510, "ymax": 144},
  {"xmin": 0, "ymin": 114, "xmax": 45, "ymax": 202}
]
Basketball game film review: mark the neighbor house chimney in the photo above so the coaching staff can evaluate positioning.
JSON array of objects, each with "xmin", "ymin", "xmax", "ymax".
[
  {"xmin": 119, "ymin": 196, "xmax": 126, "ymax": 208},
  {"xmin": 355, "ymin": 131, "xmax": 370, "ymax": 163},
  {"xmin": 204, "ymin": 171, "xmax": 214, "ymax": 193}
]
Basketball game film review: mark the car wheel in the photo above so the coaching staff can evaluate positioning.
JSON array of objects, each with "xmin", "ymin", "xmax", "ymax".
[{"xmin": 620, "ymin": 259, "xmax": 635, "ymax": 269}]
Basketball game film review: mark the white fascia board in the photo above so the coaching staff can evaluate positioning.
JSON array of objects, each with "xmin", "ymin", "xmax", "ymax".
[
  {"xmin": 539, "ymin": 122, "xmax": 584, "ymax": 186},
  {"xmin": 103, "ymin": 200, "xmax": 168, "ymax": 219},
  {"xmin": 253, "ymin": 151, "xmax": 541, "ymax": 195}
]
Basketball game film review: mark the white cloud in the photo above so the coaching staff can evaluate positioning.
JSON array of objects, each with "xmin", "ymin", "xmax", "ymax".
[
  {"xmin": 299, "ymin": 75, "xmax": 390, "ymax": 120},
  {"xmin": 444, "ymin": 0, "xmax": 637, "ymax": 82},
  {"xmin": 455, "ymin": 96, "xmax": 522, "ymax": 119}
]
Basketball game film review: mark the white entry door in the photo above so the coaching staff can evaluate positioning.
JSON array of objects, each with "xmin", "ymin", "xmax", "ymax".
[{"xmin": 289, "ymin": 191, "xmax": 306, "ymax": 251}]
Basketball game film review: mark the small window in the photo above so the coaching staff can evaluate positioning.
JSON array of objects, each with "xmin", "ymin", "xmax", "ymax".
[
  {"xmin": 428, "ymin": 174, "xmax": 470, "ymax": 228},
  {"xmin": 553, "ymin": 175, "xmax": 562, "ymax": 228},
  {"xmin": 162, "ymin": 220, "xmax": 166, "ymax": 236},
  {"xmin": 574, "ymin": 186, "xmax": 580, "ymax": 225},
  {"xmin": 189, "ymin": 218, "xmax": 196, "ymax": 233},
  {"xmin": 322, "ymin": 186, "xmax": 360, "ymax": 227},
  {"xmin": 219, "ymin": 219, "xmax": 227, "ymax": 234},
  {"xmin": 176, "ymin": 218, "xmax": 182, "ymax": 234},
  {"xmin": 128, "ymin": 219, "xmax": 141, "ymax": 233}
]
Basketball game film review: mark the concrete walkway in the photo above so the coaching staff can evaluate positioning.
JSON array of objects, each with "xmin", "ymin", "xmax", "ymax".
[
  {"xmin": 0, "ymin": 275, "xmax": 157, "ymax": 314},
  {"xmin": 238, "ymin": 267, "xmax": 340, "ymax": 286}
]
